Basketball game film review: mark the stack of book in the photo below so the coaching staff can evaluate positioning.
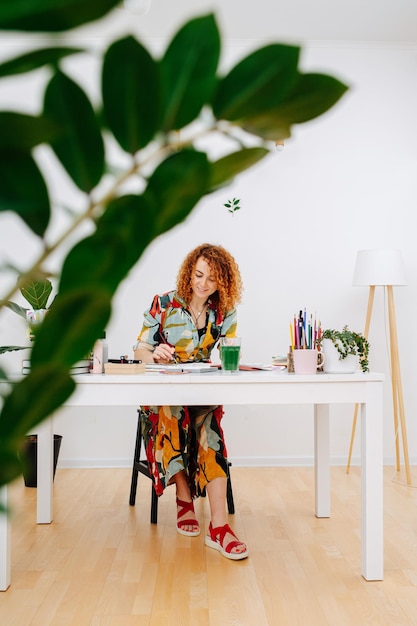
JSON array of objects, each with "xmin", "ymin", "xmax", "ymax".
[{"xmin": 21, "ymin": 359, "xmax": 91, "ymax": 375}]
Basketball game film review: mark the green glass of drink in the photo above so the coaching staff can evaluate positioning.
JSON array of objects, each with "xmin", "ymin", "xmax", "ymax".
[{"xmin": 220, "ymin": 337, "xmax": 241, "ymax": 372}]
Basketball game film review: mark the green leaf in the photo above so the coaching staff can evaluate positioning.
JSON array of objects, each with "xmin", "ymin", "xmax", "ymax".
[
  {"xmin": 209, "ymin": 147, "xmax": 269, "ymax": 191},
  {"xmin": 0, "ymin": 447, "xmax": 23, "ymax": 488},
  {"xmin": 265, "ymin": 72, "xmax": 349, "ymax": 125},
  {"xmin": 145, "ymin": 150, "xmax": 210, "ymax": 234},
  {"xmin": 59, "ymin": 194, "xmax": 155, "ymax": 294},
  {"xmin": 0, "ymin": 47, "xmax": 84, "ymax": 78},
  {"xmin": 20, "ymin": 278, "xmax": 53, "ymax": 310},
  {"xmin": 0, "ymin": 0, "xmax": 121, "ymax": 33},
  {"xmin": 43, "ymin": 71, "xmax": 105, "ymax": 192},
  {"xmin": 30, "ymin": 289, "xmax": 111, "ymax": 368},
  {"xmin": 0, "ymin": 346, "xmax": 28, "ymax": 355},
  {"xmin": 0, "ymin": 366, "xmax": 75, "ymax": 479},
  {"xmin": 213, "ymin": 43, "xmax": 348, "ymax": 140},
  {"xmin": 102, "ymin": 36, "xmax": 160, "ymax": 153},
  {"xmin": 0, "ymin": 150, "xmax": 50, "ymax": 236},
  {"xmin": 213, "ymin": 44, "xmax": 300, "ymax": 123},
  {"xmin": 4, "ymin": 301, "xmax": 27, "ymax": 318},
  {"xmin": 0, "ymin": 112, "xmax": 61, "ymax": 151},
  {"xmin": 239, "ymin": 73, "xmax": 348, "ymax": 139},
  {"xmin": 160, "ymin": 14, "xmax": 220, "ymax": 131}
]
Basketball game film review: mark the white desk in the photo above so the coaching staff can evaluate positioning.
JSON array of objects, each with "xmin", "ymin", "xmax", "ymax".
[{"xmin": 0, "ymin": 369, "xmax": 384, "ymax": 589}]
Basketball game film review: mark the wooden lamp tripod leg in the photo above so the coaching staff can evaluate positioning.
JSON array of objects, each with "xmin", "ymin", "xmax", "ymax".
[
  {"xmin": 388, "ymin": 286, "xmax": 401, "ymax": 472},
  {"xmin": 387, "ymin": 285, "xmax": 411, "ymax": 485},
  {"xmin": 346, "ymin": 285, "xmax": 375, "ymax": 474}
]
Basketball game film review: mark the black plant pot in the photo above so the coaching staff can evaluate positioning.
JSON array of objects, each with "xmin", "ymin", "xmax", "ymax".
[{"xmin": 20, "ymin": 434, "xmax": 63, "ymax": 488}]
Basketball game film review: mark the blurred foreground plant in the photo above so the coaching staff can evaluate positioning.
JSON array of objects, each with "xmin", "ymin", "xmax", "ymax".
[{"xmin": 0, "ymin": 0, "xmax": 348, "ymax": 487}]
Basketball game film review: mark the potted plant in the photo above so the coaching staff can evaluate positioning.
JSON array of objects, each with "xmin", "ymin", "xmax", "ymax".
[
  {"xmin": 318, "ymin": 325, "xmax": 370, "ymax": 373},
  {"xmin": 0, "ymin": 5, "xmax": 348, "ymax": 491},
  {"xmin": 1, "ymin": 277, "xmax": 54, "ymax": 355}
]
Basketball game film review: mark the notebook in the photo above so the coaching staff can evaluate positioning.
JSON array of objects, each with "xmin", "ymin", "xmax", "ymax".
[{"xmin": 145, "ymin": 362, "xmax": 216, "ymax": 373}]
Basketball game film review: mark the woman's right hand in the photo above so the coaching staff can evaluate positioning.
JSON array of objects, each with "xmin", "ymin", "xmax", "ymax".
[{"xmin": 153, "ymin": 343, "xmax": 176, "ymax": 363}]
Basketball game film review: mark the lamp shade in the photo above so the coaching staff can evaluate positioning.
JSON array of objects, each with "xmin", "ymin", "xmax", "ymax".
[{"xmin": 352, "ymin": 249, "xmax": 407, "ymax": 286}]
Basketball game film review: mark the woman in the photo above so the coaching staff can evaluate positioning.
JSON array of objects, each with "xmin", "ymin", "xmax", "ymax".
[{"xmin": 134, "ymin": 243, "xmax": 248, "ymax": 560}]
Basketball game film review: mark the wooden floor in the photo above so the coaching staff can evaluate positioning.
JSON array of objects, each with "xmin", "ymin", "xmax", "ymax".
[{"xmin": 2, "ymin": 466, "xmax": 417, "ymax": 625}]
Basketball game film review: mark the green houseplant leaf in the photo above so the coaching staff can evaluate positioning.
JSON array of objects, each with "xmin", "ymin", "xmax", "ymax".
[
  {"xmin": 58, "ymin": 194, "xmax": 154, "ymax": 294},
  {"xmin": 30, "ymin": 289, "xmax": 111, "ymax": 368},
  {"xmin": 4, "ymin": 302, "xmax": 27, "ymax": 319},
  {"xmin": 160, "ymin": 14, "xmax": 220, "ymax": 131},
  {"xmin": 0, "ymin": 0, "xmax": 120, "ymax": 33},
  {"xmin": 0, "ymin": 47, "xmax": 84, "ymax": 78},
  {"xmin": 0, "ymin": 365, "xmax": 75, "ymax": 485},
  {"xmin": 0, "ymin": 366, "xmax": 75, "ymax": 439},
  {"xmin": 0, "ymin": 345, "xmax": 30, "ymax": 355},
  {"xmin": 213, "ymin": 44, "xmax": 300, "ymax": 126},
  {"xmin": 145, "ymin": 149, "xmax": 210, "ymax": 234},
  {"xmin": 237, "ymin": 73, "xmax": 349, "ymax": 139},
  {"xmin": 20, "ymin": 278, "xmax": 53, "ymax": 310},
  {"xmin": 213, "ymin": 44, "xmax": 348, "ymax": 140},
  {"xmin": 269, "ymin": 72, "xmax": 350, "ymax": 125},
  {"xmin": 209, "ymin": 147, "xmax": 269, "ymax": 192},
  {"xmin": 0, "ymin": 150, "xmax": 50, "ymax": 236},
  {"xmin": 47, "ymin": 192, "xmax": 170, "ymax": 367},
  {"xmin": 43, "ymin": 71, "xmax": 105, "ymax": 192},
  {"xmin": 102, "ymin": 36, "xmax": 161, "ymax": 153},
  {"xmin": 0, "ymin": 112, "xmax": 61, "ymax": 150}
]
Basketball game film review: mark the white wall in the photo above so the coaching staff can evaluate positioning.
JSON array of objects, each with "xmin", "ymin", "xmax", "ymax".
[{"xmin": 1, "ymin": 16, "xmax": 417, "ymax": 469}]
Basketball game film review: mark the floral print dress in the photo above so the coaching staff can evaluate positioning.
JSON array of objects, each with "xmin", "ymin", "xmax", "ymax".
[{"xmin": 136, "ymin": 290, "xmax": 237, "ymax": 497}]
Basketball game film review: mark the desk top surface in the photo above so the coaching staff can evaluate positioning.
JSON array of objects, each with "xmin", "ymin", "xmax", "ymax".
[{"xmin": 72, "ymin": 370, "xmax": 385, "ymax": 385}]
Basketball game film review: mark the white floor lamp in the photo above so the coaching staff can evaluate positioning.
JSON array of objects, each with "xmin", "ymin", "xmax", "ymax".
[{"xmin": 347, "ymin": 249, "xmax": 411, "ymax": 485}]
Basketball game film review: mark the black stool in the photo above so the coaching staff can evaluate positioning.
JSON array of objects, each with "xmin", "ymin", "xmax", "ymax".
[{"xmin": 129, "ymin": 409, "xmax": 235, "ymax": 523}]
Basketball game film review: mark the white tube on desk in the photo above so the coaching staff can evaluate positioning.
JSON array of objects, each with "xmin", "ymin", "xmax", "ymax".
[{"xmin": 91, "ymin": 333, "xmax": 108, "ymax": 374}]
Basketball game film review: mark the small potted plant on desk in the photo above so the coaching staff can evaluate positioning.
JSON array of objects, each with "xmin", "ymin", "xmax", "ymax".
[
  {"xmin": 1, "ymin": 277, "xmax": 54, "ymax": 355},
  {"xmin": 0, "ymin": 278, "xmax": 62, "ymax": 487},
  {"xmin": 317, "ymin": 325, "xmax": 370, "ymax": 374}
]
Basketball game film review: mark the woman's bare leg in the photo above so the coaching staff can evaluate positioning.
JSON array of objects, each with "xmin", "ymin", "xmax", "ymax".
[
  {"xmin": 206, "ymin": 477, "xmax": 247, "ymax": 555},
  {"xmin": 173, "ymin": 470, "xmax": 199, "ymax": 534}
]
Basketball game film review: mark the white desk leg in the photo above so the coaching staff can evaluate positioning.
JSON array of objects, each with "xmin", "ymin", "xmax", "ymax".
[
  {"xmin": 314, "ymin": 404, "xmax": 330, "ymax": 517},
  {"xmin": 0, "ymin": 486, "xmax": 11, "ymax": 591},
  {"xmin": 361, "ymin": 386, "xmax": 384, "ymax": 581},
  {"xmin": 37, "ymin": 417, "xmax": 54, "ymax": 524}
]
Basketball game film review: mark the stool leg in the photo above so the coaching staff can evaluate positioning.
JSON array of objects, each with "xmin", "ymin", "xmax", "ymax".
[
  {"xmin": 226, "ymin": 464, "xmax": 235, "ymax": 515},
  {"xmin": 129, "ymin": 413, "xmax": 142, "ymax": 506},
  {"xmin": 129, "ymin": 472, "xmax": 139, "ymax": 507},
  {"xmin": 150, "ymin": 487, "xmax": 158, "ymax": 524},
  {"xmin": 129, "ymin": 410, "xmax": 160, "ymax": 524}
]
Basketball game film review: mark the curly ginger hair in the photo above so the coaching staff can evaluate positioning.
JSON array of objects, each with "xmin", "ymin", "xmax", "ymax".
[{"xmin": 176, "ymin": 243, "xmax": 243, "ymax": 315}]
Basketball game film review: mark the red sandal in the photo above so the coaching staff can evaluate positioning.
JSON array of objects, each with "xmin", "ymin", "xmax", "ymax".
[
  {"xmin": 205, "ymin": 523, "xmax": 249, "ymax": 560},
  {"xmin": 176, "ymin": 498, "xmax": 200, "ymax": 537}
]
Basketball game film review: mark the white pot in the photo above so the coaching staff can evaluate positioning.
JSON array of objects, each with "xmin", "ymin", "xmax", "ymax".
[{"xmin": 321, "ymin": 338, "xmax": 359, "ymax": 374}]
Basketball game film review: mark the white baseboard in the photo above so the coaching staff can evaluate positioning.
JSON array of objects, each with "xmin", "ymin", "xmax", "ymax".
[
  {"xmin": 58, "ymin": 455, "xmax": 416, "ymax": 469},
  {"xmin": 59, "ymin": 458, "xmax": 134, "ymax": 469}
]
